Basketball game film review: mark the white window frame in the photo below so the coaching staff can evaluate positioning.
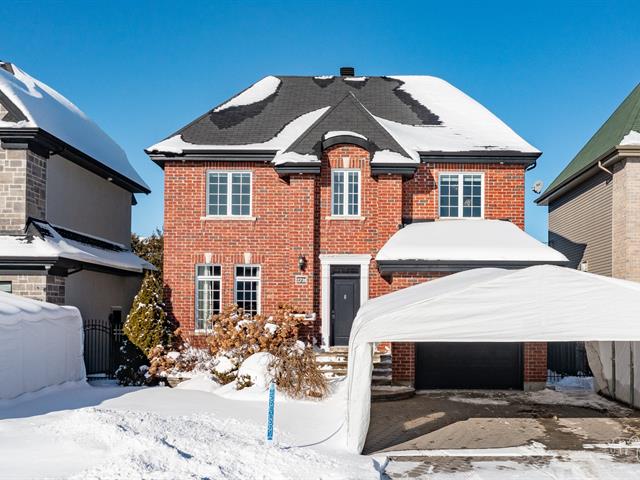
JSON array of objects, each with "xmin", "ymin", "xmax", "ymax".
[
  {"xmin": 206, "ymin": 170, "xmax": 253, "ymax": 217},
  {"xmin": 194, "ymin": 264, "xmax": 222, "ymax": 332},
  {"xmin": 438, "ymin": 172, "xmax": 485, "ymax": 219},
  {"xmin": 234, "ymin": 264, "xmax": 261, "ymax": 315},
  {"xmin": 331, "ymin": 169, "xmax": 361, "ymax": 217}
]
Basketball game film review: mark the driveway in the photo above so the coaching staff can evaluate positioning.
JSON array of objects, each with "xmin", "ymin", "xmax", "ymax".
[{"xmin": 365, "ymin": 389, "xmax": 640, "ymax": 454}]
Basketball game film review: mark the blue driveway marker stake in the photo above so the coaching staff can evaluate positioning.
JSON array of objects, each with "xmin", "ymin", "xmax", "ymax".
[{"xmin": 266, "ymin": 382, "xmax": 275, "ymax": 445}]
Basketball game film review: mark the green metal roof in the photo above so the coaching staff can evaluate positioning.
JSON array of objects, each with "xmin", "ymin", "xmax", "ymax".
[{"xmin": 540, "ymin": 83, "xmax": 640, "ymax": 200}]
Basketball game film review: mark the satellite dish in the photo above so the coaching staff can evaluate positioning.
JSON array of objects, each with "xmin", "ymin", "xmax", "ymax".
[{"xmin": 532, "ymin": 180, "xmax": 544, "ymax": 194}]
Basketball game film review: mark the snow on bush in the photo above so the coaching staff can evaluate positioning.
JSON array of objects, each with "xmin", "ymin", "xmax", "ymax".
[{"xmin": 237, "ymin": 352, "xmax": 275, "ymax": 390}]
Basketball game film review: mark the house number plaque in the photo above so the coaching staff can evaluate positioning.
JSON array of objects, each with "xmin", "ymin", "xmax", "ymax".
[{"xmin": 294, "ymin": 275, "xmax": 308, "ymax": 285}]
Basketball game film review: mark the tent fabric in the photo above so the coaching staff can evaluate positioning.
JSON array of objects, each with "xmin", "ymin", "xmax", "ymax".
[
  {"xmin": 0, "ymin": 292, "xmax": 85, "ymax": 400},
  {"xmin": 345, "ymin": 265, "xmax": 640, "ymax": 452}
]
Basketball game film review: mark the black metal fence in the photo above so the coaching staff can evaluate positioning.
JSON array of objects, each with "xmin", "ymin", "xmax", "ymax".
[
  {"xmin": 547, "ymin": 341, "xmax": 593, "ymax": 383},
  {"xmin": 83, "ymin": 318, "xmax": 124, "ymax": 377}
]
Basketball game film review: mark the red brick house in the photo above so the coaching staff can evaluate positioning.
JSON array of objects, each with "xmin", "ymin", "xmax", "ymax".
[{"xmin": 147, "ymin": 68, "xmax": 566, "ymax": 391}]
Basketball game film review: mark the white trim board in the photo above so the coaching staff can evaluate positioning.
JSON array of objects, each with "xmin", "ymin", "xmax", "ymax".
[{"xmin": 319, "ymin": 254, "xmax": 371, "ymax": 349}]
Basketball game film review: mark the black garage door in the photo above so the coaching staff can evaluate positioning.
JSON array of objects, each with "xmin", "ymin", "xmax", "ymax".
[{"xmin": 415, "ymin": 342, "xmax": 523, "ymax": 389}]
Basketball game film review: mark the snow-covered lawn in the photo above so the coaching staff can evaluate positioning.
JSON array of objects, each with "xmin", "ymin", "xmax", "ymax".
[{"xmin": 0, "ymin": 378, "xmax": 377, "ymax": 479}]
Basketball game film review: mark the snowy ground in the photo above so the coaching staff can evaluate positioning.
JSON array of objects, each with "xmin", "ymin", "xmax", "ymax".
[
  {"xmin": 0, "ymin": 378, "xmax": 377, "ymax": 479},
  {"xmin": 2, "ymin": 378, "xmax": 640, "ymax": 479}
]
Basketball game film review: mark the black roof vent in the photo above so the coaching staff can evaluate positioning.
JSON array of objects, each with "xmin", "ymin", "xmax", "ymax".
[{"xmin": 340, "ymin": 66, "xmax": 355, "ymax": 77}]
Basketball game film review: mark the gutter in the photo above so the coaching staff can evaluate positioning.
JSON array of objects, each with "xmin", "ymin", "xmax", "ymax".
[
  {"xmin": 376, "ymin": 259, "xmax": 569, "ymax": 274},
  {"xmin": 536, "ymin": 146, "xmax": 640, "ymax": 205}
]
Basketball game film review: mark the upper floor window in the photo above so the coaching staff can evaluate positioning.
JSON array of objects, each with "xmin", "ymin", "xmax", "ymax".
[
  {"xmin": 207, "ymin": 171, "xmax": 252, "ymax": 216},
  {"xmin": 235, "ymin": 265, "xmax": 260, "ymax": 315},
  {"xmin": 439, "ymin": 173, "xmax": 484, "ymax": 218},
  {"xmin": 195, "ymin": 264, "xmax": 221, "ymax": 331},
  {"xmin": 332, "ymin": 169, "xmax": 361, "ymax": 216}
]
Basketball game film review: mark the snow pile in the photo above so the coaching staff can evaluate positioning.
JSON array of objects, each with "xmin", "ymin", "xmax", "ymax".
[
  {"xmin": 0, "ymin": 63, "xmax": 148, "ymax": 190},
  {"xmin": 174, "ymin": 373, "xmax": 220, "ymax": 393},
  {"xmin": 237, "ymin": 352, "xmax": 275, "ymax": 390},
  {"xmin": 551, "ymin": 376, "xmax": 594, "ymax": 391},
  {"xmin": 148, "ymin": 107, "xmax": 330, "ymax": 155},
  {"xmin": 0, "ymin": 292, "xmax": 85, "ymax": 400},
  {"xmin": 214, "ymin": 76, "xmax": 281, "ymax": 112},
  {"xmin": 0, "ymin": 379, "xmax": 374, "ymax": 479},
  {"xmin": 620, "ymin": 130, "xmax": 640, "ymax": 145},
  {"xmin": 376, "ymin": 219, "xmax": 569, "ymax": 263}
]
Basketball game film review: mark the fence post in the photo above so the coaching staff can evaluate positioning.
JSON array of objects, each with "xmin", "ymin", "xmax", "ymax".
[
  {"xmin": 631, "ymin": 341, "xmax": 635, "ymax": 408},
  {"xmin": 612, "ymin": 341, "xmax": 616, "ymax": 400}
]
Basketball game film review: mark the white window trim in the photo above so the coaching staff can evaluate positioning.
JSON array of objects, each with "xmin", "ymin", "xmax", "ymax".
[
  {"xmin": 331, "ymin": 169, "xmax": 361, "ymax": 217},
  {"xmin": 234, "ymin": 264, "xmax": 261, "ymax": 315},
  {"xmin": 319, "ymin": 254, "xmax": 370, "ymax": 350},
  {"xmin": 194, "ymin": 263, "xmax": 222, "ymax": 333},
  {"xmin": 206, "ymin": 170, "xmax": 253, "ymax": 217},
  {"xmin": 438, "ymin": 172, "xmax": 485, "ymax": 219}
]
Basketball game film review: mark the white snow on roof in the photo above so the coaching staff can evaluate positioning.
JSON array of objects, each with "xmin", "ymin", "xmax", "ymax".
[
  {"xmin": 0, "ymin": 64, "xmax": 148, "ymax": 191},
  {"xmin": 323, "ymin": 130, "xmax": 367, "ymax": 140},
  {"xmin": 621, "ymin": 130, "xmax": 640, "ymax": 146},
  {"xmin": 0, "ymin": 223, "xmax": 154, "ymax": 273},
  {"xmin": 343, "ymin": 76, "xmax": 367, "ymax": 82},
  {"xmin": 214, "ymin": 76, "xmax": 281, "ymax": 112},
  {"xmin": 376, "ymin": 220, "xmax": 568, "ymax": 263},
  {"xmin": 313, "ymin": 75, "xmax": 334, "ymax": 80},
  {"xmin": 381, "ymin": 76, "xmax": 539, "ymax": 154},
  {"xmin": 371, "ymin": 149, "xmax": 414, "ymax": 164},
  {"xmin": 272, "ymin": 151, "xmax": 318, "ymax": 165},
  {"xmin": 148, "ymin": 107, "xmax": 330, "ymax": 155}
]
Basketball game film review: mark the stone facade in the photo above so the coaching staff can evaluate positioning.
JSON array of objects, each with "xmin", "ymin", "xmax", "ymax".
[
  {"xmin": 164, "ymin": 143, "xmax": 543, "ymax": 387},
  {"xmin": 0, "ymin": 273, "xmax": 65, "ymax": 304},
  {"xmin": 0, "ymin": 145, "xmax": 47, "ymax": 234}
]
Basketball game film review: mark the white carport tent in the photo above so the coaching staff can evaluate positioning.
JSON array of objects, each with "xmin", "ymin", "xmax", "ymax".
[{"xmin": 345, "ymin": 265, "xmax": 640, "ymax": 453}]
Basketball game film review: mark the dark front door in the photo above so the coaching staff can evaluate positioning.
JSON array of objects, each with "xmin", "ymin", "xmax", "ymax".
[
  {"xmin": 330, "ymin": 265, "xmax": 360, "ymax": 346},
  {"xmin": 415, "ymin": 342, "xmax": 523, "ymax": 389}
]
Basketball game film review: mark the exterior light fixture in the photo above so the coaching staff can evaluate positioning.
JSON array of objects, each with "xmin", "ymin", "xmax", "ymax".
[{"xmin": 298, "ymin": 254, "xmax": 307, "ymax": 272}]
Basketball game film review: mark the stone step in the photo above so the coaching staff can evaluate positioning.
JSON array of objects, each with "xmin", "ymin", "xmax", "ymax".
[
  {"xmin": 371, "ymin": 375, "xmax": 393, "ymax": 386},
  {"xmin": 371, "ymin": 386, "xmax": 416, "ymax": 402},
  {"xmin": 373, "ymin": 367, "xmax": 393, "ymax": 376}
]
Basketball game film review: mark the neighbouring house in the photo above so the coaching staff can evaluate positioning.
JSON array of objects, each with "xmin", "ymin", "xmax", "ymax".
[
  {"xmin": 0, "ymin": 62, "xmax": 152, "ymax": 337},
  {"xmin": 537, "ymin": 83, "xmax": 640, "ymax": 280},
  {"xmin": 147, "ymin": 67, "xmax": 567, "ymax": 391}
]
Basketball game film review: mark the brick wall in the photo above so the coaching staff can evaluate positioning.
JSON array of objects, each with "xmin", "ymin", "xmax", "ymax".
[
  {"xmin": 612, "ymin": 158, "xmax": 640, "ymax": 281},
  {"xmin": 163, "ymin": 145, "xmax": 539, "ymax": 384},
  {"xmin": 523, "ymin": 342, "xmax": 548, "ymax": 385}
]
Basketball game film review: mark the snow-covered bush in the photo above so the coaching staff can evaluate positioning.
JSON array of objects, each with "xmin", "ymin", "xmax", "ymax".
[
  {"xmin": 269, "ymin": 339, "xmax": 328, "ymax": 399},
  {"xmin": 115, "ymin": 339, "xmax": 149, "ymax": 386}
]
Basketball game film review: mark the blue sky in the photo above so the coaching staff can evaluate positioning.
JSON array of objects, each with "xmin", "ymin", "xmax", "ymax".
[{"xmin": 1, "ymin": 0, "xmax": 639, "ymax": 241}]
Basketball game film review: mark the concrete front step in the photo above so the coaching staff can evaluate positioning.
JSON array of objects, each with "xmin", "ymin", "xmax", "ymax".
[{"xmin": 371, "ymin": 386, "xmax": 416, "ymax": 402}]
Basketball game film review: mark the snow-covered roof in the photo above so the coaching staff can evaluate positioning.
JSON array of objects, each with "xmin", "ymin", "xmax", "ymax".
[
  {"xmin": 0, "ymin": 63, "xmax": 149, "ymax": 193},
  {"xmin": 147, "ymin": 75, "xmax": 539, "ymax": 167},
  {"xmin": 376, "ymin": 220, "xmax": 568, "ymax": 266},
  {"xmin": 0, "ymin": 221, "xmax": 154, "ymax": 274}
]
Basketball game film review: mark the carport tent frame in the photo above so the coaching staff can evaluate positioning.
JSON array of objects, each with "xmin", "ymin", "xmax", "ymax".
[{"xmin": 345, "ymin": 265, "xmax": 640, "ymax": 453}]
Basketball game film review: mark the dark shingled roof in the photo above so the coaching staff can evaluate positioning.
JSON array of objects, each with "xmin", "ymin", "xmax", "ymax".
[{"xmin": 165, "ymin": 76, "xmax": 440, "ymax": 158}]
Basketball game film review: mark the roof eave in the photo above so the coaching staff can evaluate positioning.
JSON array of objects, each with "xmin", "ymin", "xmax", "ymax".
[
  {"xmin": 146, "ymin": 149, "xmax": 277, "ymax": 167},
  {"xmin": 377, "ymin": 259, "xmax": 569, "ymax": 274},
  {"xmin": 536, "ymin": 146, "xmax": 640, "ymax": 205},
  {"xmin": 419, "ymin": 150, "xmax": 541, "ymax": 166},
  {"xmin": 0, "ymin": 127, "xmax": 150, "ymax": 194}
]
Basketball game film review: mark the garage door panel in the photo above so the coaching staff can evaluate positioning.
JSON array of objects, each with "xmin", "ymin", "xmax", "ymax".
[{"xmin": 416, "ymin": 342, "xmax": 523, "ymax": 389}]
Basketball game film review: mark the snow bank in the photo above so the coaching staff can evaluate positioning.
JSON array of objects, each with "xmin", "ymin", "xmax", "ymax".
[
  {"xmin": 0, "ymin": 292, "xmax": 85, "ymax": 400},
  {"xmin": 0, "ymin": 64, "xmax": 148, "ymax": 191},
  {"xmin": 214, "ymin": 76, "xmax": 281, "ymax": 112}
]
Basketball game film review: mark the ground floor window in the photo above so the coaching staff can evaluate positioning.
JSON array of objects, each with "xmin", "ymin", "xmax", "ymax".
[
  {"xmin": 195, "ymin": 264, "xmax": 221, "ymax": 331},
  {"xmin": 235, "ymin": 265, "xmax": 260, "ymax": 315},
  {"xmin": 0, "ymin": 281, "xmax": 11, "ymax": 293}
]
